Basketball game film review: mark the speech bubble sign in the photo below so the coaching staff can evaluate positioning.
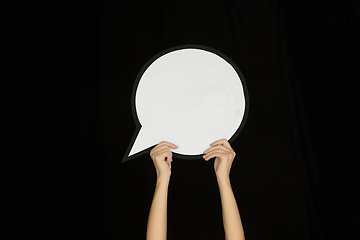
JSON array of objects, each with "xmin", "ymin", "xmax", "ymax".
[{"xmin": 122, "ymin": 45, "xmax": 249, "ymax": 162}]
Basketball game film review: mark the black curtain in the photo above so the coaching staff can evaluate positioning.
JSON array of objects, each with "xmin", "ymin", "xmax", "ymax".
[{"xmin": 3, "ymin": 1, "xmax": 359, "ymax": 239}]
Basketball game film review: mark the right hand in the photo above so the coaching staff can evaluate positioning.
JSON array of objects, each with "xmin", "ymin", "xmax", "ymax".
[{"xmin": 150, "ymin": 141, "xmax": 178, "ymax": 179}]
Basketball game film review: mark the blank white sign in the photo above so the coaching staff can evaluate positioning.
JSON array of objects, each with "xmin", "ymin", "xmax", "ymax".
[{"xmin": 127, "ymin": 47, "xmax": 246, "ymax": 158}]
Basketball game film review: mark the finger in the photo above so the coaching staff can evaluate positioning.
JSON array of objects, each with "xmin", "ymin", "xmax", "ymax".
[
  {"xmin": 210, "ymin": 139, "xmax": 232, "ymax": 149},
  {"xmin": 151, "ymin": 143, "xmax": 176, "ymax": 157},
  {"xmin": 203, "ymin": 151, "xmax": 229, "ymax": 161},
  {"xmin": 152, "ymin": 145, "xmax": 172, "ymax": 153},
  {"xmin": 151, "ymin": 142, "xmax": 171, "ymax": 153},
  {"xmin": 153, "ymin": 149, "xmax": 173, "ymax": 161},
  {"xmin": 157, "ymin": 141, "xmax": 178, "ymax": 149},
  {"xmin": 203, "ymin": 150, "xmax": 228, "ymax": 160},
  {"xmin": 166, "ymin": 157, "xmax": 173, "ymax": 167},
  {"xmin": 204, "ymin": 145, "xmax": 231, "ymax": 154},
  {"xmin": 203, "ymin": 152, "xmax": 224, "ymax": 161},
  {"xmin": 204, "ymin": 149, "xmax": 228, "ymax": 156}
]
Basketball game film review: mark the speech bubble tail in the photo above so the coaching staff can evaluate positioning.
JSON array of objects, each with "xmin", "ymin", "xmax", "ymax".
[{"xmin": 122, "ymin": 127, "xmax": 157, "ymax": 163}]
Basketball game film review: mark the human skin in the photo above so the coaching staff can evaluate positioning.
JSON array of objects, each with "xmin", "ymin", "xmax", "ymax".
[
  {"xmin": 146, "ymin": 139, "xmax": 245, "ymax": 240},
  {"xmin": 203, "ymin": 139, "xmax": 245, "ymax": 240},
  {"xmin": 146, "ymin": 141, "xmax": 177, "ymax": 240}
]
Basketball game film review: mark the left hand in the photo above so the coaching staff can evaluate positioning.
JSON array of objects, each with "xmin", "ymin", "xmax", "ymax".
[{"xmin": 203, "ymin": 139, "xmax": 236, "ymax": 180}]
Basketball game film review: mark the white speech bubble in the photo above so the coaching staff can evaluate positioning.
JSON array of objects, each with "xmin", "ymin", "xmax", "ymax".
[{"xmin": 123, "ymin": 46, "xmax": 248, "ymax": 162}]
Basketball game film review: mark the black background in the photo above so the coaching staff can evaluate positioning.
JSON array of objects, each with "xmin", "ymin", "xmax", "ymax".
[{"xmin": 3, "ymin": 1, "xmax": 360, "ymax": 239}]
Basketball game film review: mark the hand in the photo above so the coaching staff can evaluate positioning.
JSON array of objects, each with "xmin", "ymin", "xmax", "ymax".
[
  {"xmin": 203, "ymin": 139, "xmax": 236, "ymax": 180},
  {"xmin": 150, "ymin": 141, "xmax": 178, "ymax": 180}
]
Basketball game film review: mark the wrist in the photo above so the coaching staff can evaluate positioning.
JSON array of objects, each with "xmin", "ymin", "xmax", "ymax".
[
  {"xmin": 216, "ymin": 175, "xmax": 230, "ymax": 185},
  {"xmin": 216, "ymin": 171, "xmax": 230, "ymax": 181},
  {"xmin": 157, "ymin": 174, "xmax": 170, "ymax": 183}
]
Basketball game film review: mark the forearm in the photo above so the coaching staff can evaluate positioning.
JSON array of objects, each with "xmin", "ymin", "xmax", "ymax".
[
  {"xmin": 146, "ymin": 177, "xmax": 169, "ymax": 240},
  {"xmin": 217, "ymin": 177, "xmax": 245, "ymax": 240}
]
